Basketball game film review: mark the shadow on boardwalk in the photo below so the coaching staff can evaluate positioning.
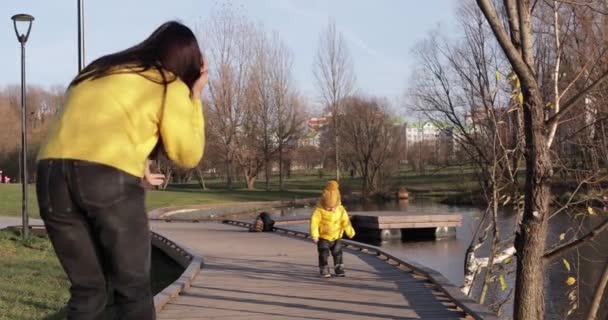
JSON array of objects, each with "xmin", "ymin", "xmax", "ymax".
[{"xmin": 152, "ymin": 221, "xmax": 468, "ymax": 319}]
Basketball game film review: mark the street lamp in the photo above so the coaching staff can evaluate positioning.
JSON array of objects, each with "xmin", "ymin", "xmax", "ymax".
[
  {"xmin": 11, "ymin": 13, "xmax": 34, "ymax": 240},
  {"xmin": 77, "ymin": 0, "xmax": 85, "ymax": 71}
]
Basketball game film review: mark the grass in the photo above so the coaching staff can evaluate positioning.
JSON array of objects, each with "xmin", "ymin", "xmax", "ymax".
[
  {"xmin": 0, "ymin": 184, "xmax": 320, "ymax": 218},
  {"xmin": 147, "ymin": 187, "xmax": 320, "ymax": 209},
  {"xmin": 0, "ymin": 230, "xmax": 183, "ymax": 320},
  {"xmin": 0, "ymin": 185, "xmax": 40, "ymax": 218},
  {"xmin": 0, "ymin": 166, "xmax": 482, "ymax": 217},
  {"xmin": 0, "ymin": 230, "xmax": 69, "ymax": 320}
]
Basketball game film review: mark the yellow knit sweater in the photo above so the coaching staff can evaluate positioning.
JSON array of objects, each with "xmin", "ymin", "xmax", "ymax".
[{"xmin": 38, "ymin": 69, "xmax": 205, "ymax": 177}]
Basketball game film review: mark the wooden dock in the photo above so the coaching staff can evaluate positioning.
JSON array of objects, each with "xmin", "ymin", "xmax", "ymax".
[
  {"xmin": 350, "ymin": 212, "xmax": 462, "ymax": 240},
  {"xmin": 151, "ymin": 220, "xmax": 496, "ymax": 319}
]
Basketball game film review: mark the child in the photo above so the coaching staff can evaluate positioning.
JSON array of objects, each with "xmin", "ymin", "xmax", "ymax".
[{"xmin": 310, "ymin": 181, "xmax": 355, "ymax": 278}]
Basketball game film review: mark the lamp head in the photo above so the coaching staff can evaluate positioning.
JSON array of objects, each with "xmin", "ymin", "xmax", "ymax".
[{"xmin": 11, "ymin": 14, "xmax": 34, "ymax": 44}]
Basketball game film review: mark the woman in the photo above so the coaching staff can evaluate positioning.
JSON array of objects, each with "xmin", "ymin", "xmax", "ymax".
[{"xmin": 36, "ymin": 21, "xmax": 207, "ymax": 319}]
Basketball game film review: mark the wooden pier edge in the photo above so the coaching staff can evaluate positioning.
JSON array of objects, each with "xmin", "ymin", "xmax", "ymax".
[
  {"xmin": 150, "ymin": 231, "xmax": 204, "ymax": 314},
  {"xmin": 222, "ymin": 219, "xmax": 499, "ymax": 320}
]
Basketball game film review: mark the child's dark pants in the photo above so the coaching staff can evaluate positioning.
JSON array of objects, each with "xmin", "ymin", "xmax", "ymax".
[{"xmin": 317, "ymin": 239, "xmax": 343, "ymax": 267}]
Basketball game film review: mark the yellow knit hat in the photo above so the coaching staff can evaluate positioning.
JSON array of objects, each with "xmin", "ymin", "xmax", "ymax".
[{"xmin": 321, "ymin": 180, "xmax": 341, "ymax": 208}]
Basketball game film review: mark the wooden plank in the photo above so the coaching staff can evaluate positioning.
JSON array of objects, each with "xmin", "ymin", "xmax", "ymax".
[
  {"xmin": 340, "ymin": 238, "xmax": 500, "ymax": 320},
  {"xmin": 355, "ymin": 222, "xmax": 462, "ymax": 229},
  {"xmin": 151, "ymin": 231, "xmax": 204, "ymax": 314},
  {"xmin": 376, "ymin": 215, "xmax": 462, "ymax": 223},
  {"xmin": 351, "ymin": 211, "xmax": 462, "ymax": 218},
  {"xmin": 352, "ymin": 215, "xmax": 461, "ymax": 223},
  {"xmin": 153, "ymin": 221, "xmax": 485, "ymax": 320},
  {"xmin": 351, "ymin": 214, "xmax": 463, "ymax": 230}
]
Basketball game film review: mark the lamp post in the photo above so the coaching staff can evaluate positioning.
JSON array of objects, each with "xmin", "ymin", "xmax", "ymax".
[
  {"xmin": 77, "ymin": 0, "xmax": 85, "ymax": 71},
  {"xmin": 11, "ymin": 13, "xmax": 34, "ymax": 241}
]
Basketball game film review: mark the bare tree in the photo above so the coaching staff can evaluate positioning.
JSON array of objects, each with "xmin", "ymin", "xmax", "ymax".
[
  {"xmin": 274, "ymin": 92, "xmax": 306, "ymax": 191},
  {"xmin": 267, "ymin": 38, "xmax": 306, "ymax": 191},
  {"xmin": 249, "ymin": 28, "xmax": 276, "ymax": 191},
  {"xmin": 338, "ymin": 96, "xmax": 401, "ymax": 195},
  {"xmin": 313, "ymin": 18, "xmax": 356, "ymax": 182},
  {"xmin": 234, "ymin": 82, "xmax": 265, "ymax": 190},
  {"xmin": 409, "ymin": 5, "xmax": 522, "ymax": 313},
  {"xmin": 411, "ymin": 2, "xmax": 608, "ymax": 317},
  {"xmin": 201, "ymin": 5, "xmax": 255, "ymax": 190},
  {"xmin": 474, "ymin": 1, "xmax": 608, "ymax": 319}
]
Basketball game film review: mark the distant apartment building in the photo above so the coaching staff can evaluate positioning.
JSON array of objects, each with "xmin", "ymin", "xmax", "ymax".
[
  {"xmin": 403, "ymin": 121, "xmax": 454, "ymax": 163},
  {"xmin": 405, "ymin": 121, "xmax": 452, "ymax": 144},
  {"xmin": 299, "ymin": 114, "xmax": 332, "ymax": 147}
]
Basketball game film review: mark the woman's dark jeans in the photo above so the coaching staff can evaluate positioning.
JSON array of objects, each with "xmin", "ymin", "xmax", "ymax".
[{"xmin": 36, "ymin": 159, "xmax": 155, "ymax": 320}]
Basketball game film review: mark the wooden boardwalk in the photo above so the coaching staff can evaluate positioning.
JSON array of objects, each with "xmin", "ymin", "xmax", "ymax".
[{"xmin": 151, "ymin": 221, "xmax": 473, "ymax": 320}]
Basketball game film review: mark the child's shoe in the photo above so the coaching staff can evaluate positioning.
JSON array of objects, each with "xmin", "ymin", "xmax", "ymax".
[
  {"xmin": 335, "ymin": 264, "xmax": 346, "ymax": 277},
  {"xmin": 319, "ymin": 266, "xmax": 331, "ymax": 278}
]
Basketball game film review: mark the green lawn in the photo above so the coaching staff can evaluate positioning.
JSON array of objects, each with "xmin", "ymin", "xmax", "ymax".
[
  {"xmin": 0, "ymin": 185, "xmax": 40, "ymax": 218},
  {"xmin": 0, "ymin": 184, "xmax": 323, "ymax": 218},
  {"xmin": 0, "ymin": 230, "xmax": 69, "ymax": 320},
  {"xmin": 0, "ymin": 230, "xmax": 183, "ymax": 320},
  {"xmin": 0, "ymin": 169, "xmax": 481, "ymax": 217}
]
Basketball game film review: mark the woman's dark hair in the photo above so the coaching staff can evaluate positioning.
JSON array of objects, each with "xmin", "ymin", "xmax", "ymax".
[{"xmin": 70, "ymin": 21, "xmax": 202, "ymax": 90}]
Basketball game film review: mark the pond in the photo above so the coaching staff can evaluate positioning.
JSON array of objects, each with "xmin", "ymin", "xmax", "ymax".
[{"xmin": 267, "ymin": 198, "xmax": 608, "ymax": 319}]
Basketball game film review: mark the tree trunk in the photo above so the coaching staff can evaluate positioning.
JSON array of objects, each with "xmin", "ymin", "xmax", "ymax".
[
  {"xmin": 226, "ymin": 158, "xmax": 233, "ymax": 190},
  {"xmin": 279, "ymin": 144, "xmax": 285, "ymax": 191},
  {"xmin": 514, "ymin": 90, "xmax": 552, "ymax": 320},
  {"xmin": 196, "ymin": 167, "xmax": 207, "ymax": 191},
  {"xmin": 161, "ymin": 169, "xmax": 172, "ymax": 190},
  {"xmin": 335, "ymin": 111, "xmax": 340, "ymax": 182},
  {"xmin": 265, "ymin": 156, "xmax": 271, "ymax": 191},
  {"xmin": 245, "ymin": 174, "xmax": 256, "ymax": 190}
]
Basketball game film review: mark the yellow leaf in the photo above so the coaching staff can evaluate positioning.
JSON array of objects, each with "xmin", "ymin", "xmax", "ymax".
[
  {"xmin": 559, "ymin": 233, "xmax": 565, "ymax": 241},
  {"xmin": 504, "ymin": 257, "xmax": 513, "ymax": 264},
  {"xmin": 518, "ymin": 93, "xmax": 523, "ymax": 104},
  {"xmin": 566, "ymin": 277, "xmax": 576, "ymax": 286},
  {"xmin": 587, "ymin": 207, "xmax": 596, "ymax": 215},
  {"xmin": 499, "ymin": 274, "xmax": 507, "ymax": 291},
  {"xmin": 496, "ymin": 71, "xmax": 502, "ymax": 81},
  {"xmin": 563, "ymin": 259, "xmax": 571, "ymax": 272}
]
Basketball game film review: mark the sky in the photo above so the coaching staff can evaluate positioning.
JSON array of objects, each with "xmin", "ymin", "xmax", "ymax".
[{"xmin": 1, "ymin": 0, "xmax": 458, "ymax": 110}]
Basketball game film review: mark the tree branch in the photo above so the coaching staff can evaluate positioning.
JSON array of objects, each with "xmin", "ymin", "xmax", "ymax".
[
  {"xmin": 555, "ymin": 0, "xmax": 608, "ymax": 15},
  {"xmin": 543, "ymin": 218, "xmax": 608, "ymax": 261},
  {"xmin": 545, "ymin": 70, "xmax": 608, "ymax": 128},
  {"xmin": 586, "ymin": 258, "xmax": 608, "ymax": 320},
  {"xmin": 504, "ymin": 0, "xmax": 522, "ymax": 50},
  {"xmin": 476, "ymin": 0, "xmax": 536, "ymax": 86}
]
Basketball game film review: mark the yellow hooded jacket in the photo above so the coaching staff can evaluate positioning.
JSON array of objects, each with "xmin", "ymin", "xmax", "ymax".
[{"xmin": 310, "ymin": 205, "xmax": 356, "ymax": 241}]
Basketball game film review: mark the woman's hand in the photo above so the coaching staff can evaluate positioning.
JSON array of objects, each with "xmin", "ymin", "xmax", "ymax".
[
  {"xmin": 143, "ymin": 159, "xmax": 165, "ymax": 188},
  {"xmin": 144, "ymin": 172, "xmax": 165, "ymax": 187},
  {"xmin": 191, "ymin": 55, "xmax": 209, "ymax": 100}
]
